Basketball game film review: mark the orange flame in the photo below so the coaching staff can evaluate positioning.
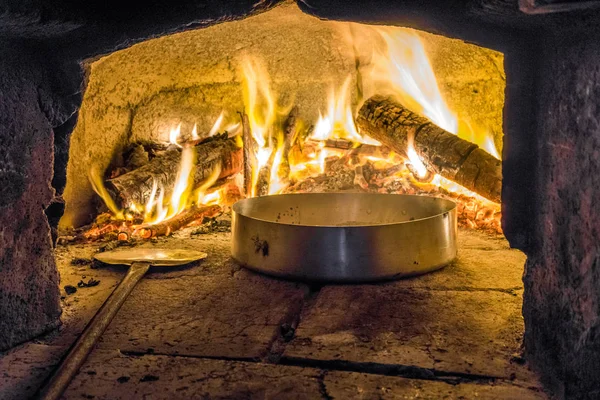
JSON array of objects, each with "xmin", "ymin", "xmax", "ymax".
[
  {"xmin": 89, "ymin": 166, "xmax": 123, "ymax": 219},
  {"xmin": 311, "ymin": 76, "xmax": 379, "ymax": 146},
  {"xmin": 242, "ymin": 58, "xmax": 287, "ymax": 196},
  {"xmin": 372, "ymin": 28, "xmax": 457, "ymax": 134},
  {"xmin": 370, "ymin": 28, "xmax": 500, "ymax": 161}
]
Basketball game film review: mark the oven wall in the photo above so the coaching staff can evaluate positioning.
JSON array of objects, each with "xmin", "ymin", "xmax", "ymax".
[
  {"xmin": 0, "ymin": 40, "xmax": 81, "ymax": 350},
  {"xmin": 523, "ymin": 31, "xmax": 600, "ymax": 398}
]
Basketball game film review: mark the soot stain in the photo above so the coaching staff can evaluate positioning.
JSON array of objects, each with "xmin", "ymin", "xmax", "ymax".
[{"xmin": 252, "ymin": 235, "xmax": 269, "ymax": 256}]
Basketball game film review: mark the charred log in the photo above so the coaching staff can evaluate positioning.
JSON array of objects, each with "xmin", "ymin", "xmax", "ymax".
[
  {"xmin": 356, "ymin": 95, "xmax": 502, "ymax": 203},
  {"xmin": 107, "ymin": 136, "xmax": 242, "ymax": 209}
]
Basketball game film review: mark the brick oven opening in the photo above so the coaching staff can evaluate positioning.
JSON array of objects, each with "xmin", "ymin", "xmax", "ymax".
[
  {"xmin": 13, "ymin": 0, "xmax": 598, "ymax": 398},
  {"xmin": 12, "ymin": 2, "xmax": 540, "ymax": 398}
]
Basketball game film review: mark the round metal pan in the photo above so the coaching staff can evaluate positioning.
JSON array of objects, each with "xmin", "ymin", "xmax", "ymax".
[{"xmin": 231, "ymin": 193, "xmax": 457, "ymax": 282}]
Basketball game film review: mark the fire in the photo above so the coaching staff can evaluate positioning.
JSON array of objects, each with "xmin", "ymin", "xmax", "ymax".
[
  {"xmin": 208, "ymin": 112, "xmax": 224, "ymax": 137},
  {"xmin": 191, "ymin": 124, "xmax": 199, "ymax": 141},
  {"xmin": 88, "ymin": 112, "xmax": 232, "ymax": 230},
  {"xmin": 371, "ymin": 28, "xmax": 457, "ymax": 134},
  {"xmin": 311, "ymin": 76, "xmax": 379, "ymax": 146},
  {"xmin": 169, "ymin": 124, "xmax": 182, "ymax": 147},
  {"xmin": 241, "ymin": 58, "xmax": 288, "ymax": 197},
  {"xmin": 369, "ymin": 27, "xmax": 500, "ymax": 160},
  {"xmin": 153, "ymin": 145, "xmax": 195, "ymax": 224},
  {"xmin": 239, "ymin": 30, "xmax": 500, "ymax": 200},
  {"xmin": 86, "ymin": 27, "xmax": 503, "ymax": 241},
  {"xmin": 89, "ymin": 166, "xmax": 123, "ymax": 219},
  {"xmin": 196, "ymin": 162, "xmax": 222, "ymax": 204}
]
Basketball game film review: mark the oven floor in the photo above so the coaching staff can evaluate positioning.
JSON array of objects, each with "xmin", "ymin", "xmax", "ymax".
[{"xmin": 1, "ymin": 228, "xmax": 546, "ymax": 399}]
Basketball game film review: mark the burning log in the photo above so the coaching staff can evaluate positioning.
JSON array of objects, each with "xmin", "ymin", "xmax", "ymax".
[
  {"xmin": 107, "ymin": 136, "xmax": 242, "ymax": 209},
  {"xmin": 300, "ymin": 138, "xmax": 390, "ymax": 161},
  {"xmin": 279, "ymin": 106, "xmax": 298, "ymax": 179},
  {"xmin": 132, "ymin": 204, "xmax": 222, "ymax": 239},
  {"xmin": 241, "ymin": 112, "xmax": 255, "ymax": 197},
  {"xmin": 356, "ymin": 95, "xmax": 502, "ymax": 203},
  {"xmin": 256, "ymin": 166, "xmax": 270, "ymax": 197}
]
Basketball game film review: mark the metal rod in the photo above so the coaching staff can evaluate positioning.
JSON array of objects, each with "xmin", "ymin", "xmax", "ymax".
[{"xmin": 38, "ymin": 261, "xmax": 151, "ymax": 400}]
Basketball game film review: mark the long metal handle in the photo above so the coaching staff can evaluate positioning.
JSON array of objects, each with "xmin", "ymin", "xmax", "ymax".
[{"xmin": 38, "ymin": 261, "xmax": 151, "ymax": 400}]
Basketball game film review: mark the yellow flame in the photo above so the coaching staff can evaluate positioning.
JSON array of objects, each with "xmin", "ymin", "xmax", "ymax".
[
  {"xmin": 311, "ymin": 76, "xmax": 379, "ymax": 145},
  {"xmin": 191, "ymin": 124, "xmax": 199, "ymax": 141},
  {"xmin": 481, "ymin": 136, "xmax": 500, "ymax": 159},
  {"xmin": 144, "ymin": 179, "xmax": 159, "ymax": 216},
  {"xmin": 242, "ymin": 59, "xmax": 276, "ymax": 149},
  {"xmin": 430, "ymin": 175, "xmax": 498, "ymax": 206},
  {"xmin": 459, "ymin": 121, "xmax": 500, "ymax": 159},
  {"xmin": 168, "ymin": 146, "xmax": 195, "ymax": 216},
  {"xmin": 199, "ymin": 189, "xmax": 223, "ymax": 206},
  {"xmin": 209, "ymin": 111, "xmax": 224, "ymax": 137},
  {"xmin": 406, "ymin": 148, "xmax": 428, "ymax": 178},
  {"xmin": 144, "ymin": 146, "xmax": 196, "ymax": 225},
  {"xmin": 370, "ymin": 28, "xmax": 501, "ymax": 165},
  {"xmin": 195, "ymin": 161, "xmax": 222, "ymax": 204},
  {"xmin": 268, "ymin": 145, "xmax": 286, "ymax": 194},
  {"xmin": 242, "ymin": 58, "xmax": 287, "ymax": 197},
  {"xmin": 373, "ymin": 28, "xmax": 457, "ymax": 133},
  {"xmin": 169, "ymin": 124, "xmax": 182, "ymax": 147},
  {"xmin": 224, "ymin": 122, "xmax": 241, "ymax": 136},
  {"xmin": 88, "ymin": 166, "xmax": 123, "ymax": 219}
]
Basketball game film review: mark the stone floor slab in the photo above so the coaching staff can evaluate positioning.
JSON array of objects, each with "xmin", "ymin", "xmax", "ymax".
[
  {"xmin": 97, "ymin": 268, "xmax": 308, "ymax": 359},
  {"xmin": 61, "ymin": 350, "xmax": 544, "ymax": 400},
  {"xmin": 325, "ymin": 370, "xmax": 545, "ymax": 400},
  {"xmin": 0, "ymin": 344, "xmax": 65, "ymax": 400},
  {"xmin": 285, "ymin": 286, "xmax": 530, "ymax": 380},
  {"xmin": 0, "ymin": 228, "xmax": 543, "ymax": 398},
  {"xmin": 392, "ymin": 230, "xmax": 526, "ymax": 291},
  {"xmin": 64, "ymin": 351, "xmax": 323, "ymax": 400}
]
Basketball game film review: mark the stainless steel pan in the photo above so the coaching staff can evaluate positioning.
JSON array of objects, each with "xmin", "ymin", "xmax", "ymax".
[{"xmin": 231, "ymin": 193, "xmax": 457, "ymax": 282}]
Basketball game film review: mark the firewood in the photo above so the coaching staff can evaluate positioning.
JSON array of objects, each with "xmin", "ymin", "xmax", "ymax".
[
  {"xmin": 353, "ymin": 165, "xmax": 369, "ymax": 189},
  {"xmin": 323, "ymin": 138, "xmax": 354, "ymax": 150},
  {"xmin": 132, "ymin": 204, "xmax": 222, "ymax": 239},
  {"xmin": 279, "ymin": 106, "xmax": 298, "ymax": 179},
  {"xmin": 256, "ymin": 166, "xmax": 270, "ymax": 197},
  {"xmin": 302, "ymin": 138, "xmax": 390, "ymax": 161},
  {"xmin": 240, "ymin": 112, "xmax": 255, "ymax": 197},
  {"xmin": 356, "ymin": 95, "xmax": 502, "ymax": 203},
  {"xmin": 107, "ymin": 136, "xmax": 242, "ymax": 209}
]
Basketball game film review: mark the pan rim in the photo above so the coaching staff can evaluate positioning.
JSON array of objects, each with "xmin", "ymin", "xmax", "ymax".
[{"xmin": 232, "ymin": 192, "xmax": 457, "ymax": 228}]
